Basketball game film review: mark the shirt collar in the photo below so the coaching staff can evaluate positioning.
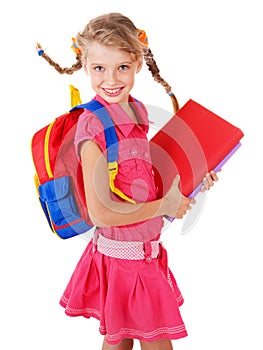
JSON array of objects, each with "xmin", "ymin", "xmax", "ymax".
[{"xmin": 94, "ymin": 94, "xmax": 149, "ymax": 137}]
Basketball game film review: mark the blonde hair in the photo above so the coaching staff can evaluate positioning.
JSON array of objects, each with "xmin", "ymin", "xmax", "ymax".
[{"xmin": 37, "ymin": 12, "xmax": 179, "ymax": 113}]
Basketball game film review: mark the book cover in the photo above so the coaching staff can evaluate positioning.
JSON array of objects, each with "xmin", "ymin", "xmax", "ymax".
[{"xmin": 149, "ymin": 99, "xmax": 244, "ymax": 198}]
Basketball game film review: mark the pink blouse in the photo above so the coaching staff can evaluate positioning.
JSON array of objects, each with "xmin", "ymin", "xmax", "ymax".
[{"xmin": 75, "ymin": 94, "xmax": 164, "ymax": 242}]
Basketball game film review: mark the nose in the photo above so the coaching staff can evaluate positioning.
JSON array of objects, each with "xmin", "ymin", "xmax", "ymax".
[{"xmin": 105, "ymin": 68, "xmax": 117, "ymax": 85}]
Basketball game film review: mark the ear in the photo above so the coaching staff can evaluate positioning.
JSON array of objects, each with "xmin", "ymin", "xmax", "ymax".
[
  {"xmin": 136, "ymin": 58, "xmax": 143, "ymax": 73},
  {"xmin": 82, "ymin": 58, "xmax": 89, "ymax": 75},
  {"xmin": 83, "ymin": 64, "xmax": 89, "ymax": 76}
]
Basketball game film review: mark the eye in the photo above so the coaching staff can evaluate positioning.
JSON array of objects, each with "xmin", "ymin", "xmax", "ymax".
[
  {"xmin": 119, "ymin": 65, "xmax": 129, "ymax": 71},
  {"xmin": 94, "ymin": 66, "xmax": 104, "ymax": 72}
]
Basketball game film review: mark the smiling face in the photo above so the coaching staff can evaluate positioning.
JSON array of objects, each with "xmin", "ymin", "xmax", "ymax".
[{"xmin": 84, "ymin": 41, "xmax": 143, "ymax": 104}]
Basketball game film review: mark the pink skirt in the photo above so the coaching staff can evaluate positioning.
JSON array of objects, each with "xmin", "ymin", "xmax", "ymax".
[{"xmin": 59, "ymin": 240, "xmax": 187, "ymax": 345}]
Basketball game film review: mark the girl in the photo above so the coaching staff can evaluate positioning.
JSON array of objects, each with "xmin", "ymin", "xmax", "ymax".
[{"xmin": 37, "ymin": 12, "xmax": 218, "ymax": 350}]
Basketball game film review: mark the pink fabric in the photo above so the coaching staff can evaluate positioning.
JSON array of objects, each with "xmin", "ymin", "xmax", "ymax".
[
  {"xmin": 60, "ymin": 241, "xmax": 187, "ymax": 345},
  {"xmin": 74, "ymin": 95, "xmax": 163, "ymax": 242},
  {"xmin": 60, "ymin": 95, "xmax": 187, "ymax": 345}
]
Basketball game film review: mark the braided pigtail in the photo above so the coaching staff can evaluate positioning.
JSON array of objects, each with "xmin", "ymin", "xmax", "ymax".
[
  {"xmin": 36, "ymin": 41, "xmax": 82, "ymax": 75},
  {"xmin": 138, "ymin": 29, "xmax": 179, "ymax": 114},
  {"xmin": 143, "ymin": 47, "xmax": 179, "ymax": 114}
]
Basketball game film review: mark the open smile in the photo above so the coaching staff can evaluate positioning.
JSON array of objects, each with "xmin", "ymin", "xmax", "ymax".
[{"xmin": 102, "ymin": 87, "xmax": 124, "ymax": 96}]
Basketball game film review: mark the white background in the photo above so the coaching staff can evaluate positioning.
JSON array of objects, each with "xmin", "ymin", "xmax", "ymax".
[{"xmin": 1, "ymin": 0, "xmax": 262, "ymax": 349}]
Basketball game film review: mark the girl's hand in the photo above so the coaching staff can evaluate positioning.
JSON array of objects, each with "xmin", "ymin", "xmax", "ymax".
[
  {"xmin": 200, "ymin": 170, "xmax": 219, "ymax": 192},
  {"xmin": 164, "ymin": 175, "xmax": 195, "ymax": 219}
]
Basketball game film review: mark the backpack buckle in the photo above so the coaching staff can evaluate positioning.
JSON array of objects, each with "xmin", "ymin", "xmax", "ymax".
[{"xmin": 108, "ymin": 161, "xmax": 136, "ymax": 204}]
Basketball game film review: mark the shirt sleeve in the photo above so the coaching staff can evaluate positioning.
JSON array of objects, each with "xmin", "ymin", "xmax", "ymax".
[{"xmin": 74, "ymin": 110, "xmax": 107, "ymax": 159}]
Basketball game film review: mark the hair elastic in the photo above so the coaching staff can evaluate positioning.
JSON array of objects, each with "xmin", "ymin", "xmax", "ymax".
[
  {"xmin": 137, "ymin": 29, "xmax": 149, "ymax": 46},
  {"xmin": 168, "ymin": 91, "xmax": 180, "ymax": 114},
  {"xmin": 71, "ymin": 38, "xmax": 82, "ymax": 55},
  {"xmin": 36, "ymin": 43, "xmax": 44, "ymax": 56}
]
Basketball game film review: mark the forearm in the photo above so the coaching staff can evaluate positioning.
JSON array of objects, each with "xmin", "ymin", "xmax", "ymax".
[{"xmin": 88, "ymin": 196, "xmax": 165, "ymax": 227}]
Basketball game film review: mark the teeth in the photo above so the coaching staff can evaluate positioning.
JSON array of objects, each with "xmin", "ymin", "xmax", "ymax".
[{"xmin": 104, "ymin": 88, "xmax": 121, "ymax": 94}]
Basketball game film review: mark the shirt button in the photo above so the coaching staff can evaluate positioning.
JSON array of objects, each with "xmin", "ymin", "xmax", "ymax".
[
  {"xmin": 144, "ymin": 151, "xmax": 149, "ymax": 158},
  {"xmin": 131, "ymin": 149, "xmax": 137, "ymax": 156}
]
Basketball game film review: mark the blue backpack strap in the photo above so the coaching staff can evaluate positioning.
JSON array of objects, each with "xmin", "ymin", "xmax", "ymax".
[
  {"xmin": 71, "ymin": 100, "xmax": 135, "ymax": 204},
  {"xmin": 71, "ymin": 100, "xmax": 118, "ymax": 163}
]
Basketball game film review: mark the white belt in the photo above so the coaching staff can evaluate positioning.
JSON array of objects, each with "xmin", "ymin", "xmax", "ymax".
[{"xmin": 95, "ymin": 234, "xmax": 161, "ymax": 261}]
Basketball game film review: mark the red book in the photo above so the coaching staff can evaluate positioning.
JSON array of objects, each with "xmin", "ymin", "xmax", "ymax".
[{"xmin": 149, "ymin": 99, "xmax": 244, "ymax": 199}]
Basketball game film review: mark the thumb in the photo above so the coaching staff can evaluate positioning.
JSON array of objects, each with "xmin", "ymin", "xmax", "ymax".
[
  {"xmin": 173, "ymin": 175, "xmax": 184, "ymax": 196},
  {"xmin": 173, "ymin": 174, "xmax": 180, "ymax": 186}
]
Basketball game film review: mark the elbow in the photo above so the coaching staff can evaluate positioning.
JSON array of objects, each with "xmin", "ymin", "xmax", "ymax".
[
  {"xmin": 87, "ymin": 207, "xmax": 112, "ymax": 228},
  {"xmin": 85, "ymin": 193, "xmax": 113, "ymax": 227}
]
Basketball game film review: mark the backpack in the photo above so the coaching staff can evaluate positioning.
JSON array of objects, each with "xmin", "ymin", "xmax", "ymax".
[{"xmin": 31, "ymin": 98, "xmax": 134, "ymax": 239}]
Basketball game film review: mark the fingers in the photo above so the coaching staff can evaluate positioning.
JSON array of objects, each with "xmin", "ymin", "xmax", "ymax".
[
  {"xmin": 175, "ymin": 196, "xmax": 195, "ymax": 219},
  {"xmin": 201, "ymin": 170, "xmax": 219, "ymax": 192},
  {"xmin": 173, "ymin": 169, "xmax": 219, "ymax": 218},
  {"xmin": 189, "ymin": 197, "xmax": 196, "ymax": 205},
  {"xmin": 210, "ymin": 170, "xmax": 219, "ymax": 181}
]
